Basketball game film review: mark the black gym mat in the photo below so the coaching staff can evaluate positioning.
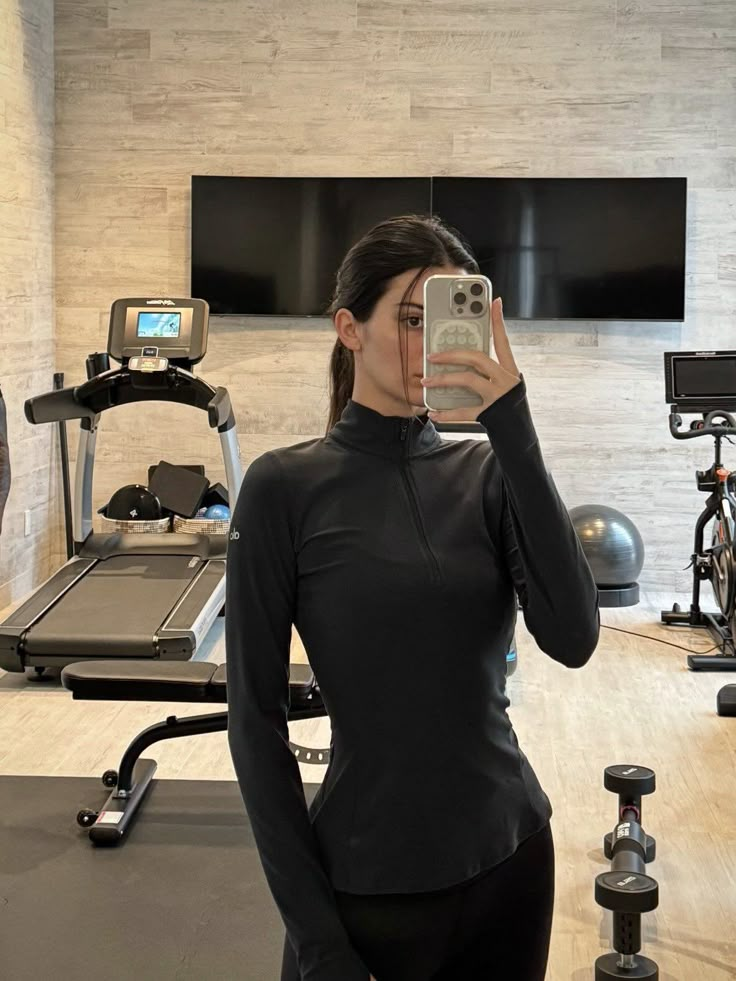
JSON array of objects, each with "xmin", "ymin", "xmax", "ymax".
[{"xmin": 0, "ymin": 774, "xmax": 319, "ymax": 981}]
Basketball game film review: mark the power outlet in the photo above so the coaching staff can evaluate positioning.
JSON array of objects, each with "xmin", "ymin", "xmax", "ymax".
[{"xmin": 24, "ymin": 509, "xmax": 31, "ymax": 536}]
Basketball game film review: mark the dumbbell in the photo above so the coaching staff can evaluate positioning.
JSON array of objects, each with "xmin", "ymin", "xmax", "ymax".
[{"xmin": 595, "ymin": 765, "xmax": 659, "ymax": 980}]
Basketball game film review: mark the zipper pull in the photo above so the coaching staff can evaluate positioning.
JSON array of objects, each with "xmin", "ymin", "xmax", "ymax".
[{"xmin": 400, "ymin": 419, "xmax": 409, "ymax": 441}]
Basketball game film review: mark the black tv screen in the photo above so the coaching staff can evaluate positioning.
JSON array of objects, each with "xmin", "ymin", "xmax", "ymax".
[
  {"xmin": 191, "ymin": 176, "xmax": 686, "ymax": 321},
  {"xmin": 432, "ymin": 177, "xmax": 687, "ymax": 320},
  {"xmin": 191, "ymin": 176, "xmax": 431, "ymax": 316}
]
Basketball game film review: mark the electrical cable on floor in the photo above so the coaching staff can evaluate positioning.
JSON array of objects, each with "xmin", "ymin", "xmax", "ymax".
[{"xmin": 599, "ymin": 622, "xmax": 722, "ymax": 655}]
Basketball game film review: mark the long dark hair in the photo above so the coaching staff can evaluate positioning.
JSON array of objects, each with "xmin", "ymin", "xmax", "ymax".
[{"xmin": 324, "ymin": 214, "xmax": 480, "ymax": 433}]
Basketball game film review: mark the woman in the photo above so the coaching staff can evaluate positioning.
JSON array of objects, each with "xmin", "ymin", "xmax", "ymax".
[{"xmin": 226, "ymin": 215, "xmax": 600, "ymax": 981}]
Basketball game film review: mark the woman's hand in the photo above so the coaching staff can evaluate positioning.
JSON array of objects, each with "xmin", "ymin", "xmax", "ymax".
[{"xmin": 420, "ymin": 296, "xmax": 521, "ymax": 424}]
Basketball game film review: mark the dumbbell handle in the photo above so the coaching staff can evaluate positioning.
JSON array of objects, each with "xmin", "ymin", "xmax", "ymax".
[{"xmin": 611, "ymin": 848, "xmax": 645, "ymax": 876}]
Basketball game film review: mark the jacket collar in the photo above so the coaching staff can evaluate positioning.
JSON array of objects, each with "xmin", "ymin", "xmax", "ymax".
[{"xmin": 328, "ymin": 398, "xmax": 443, "ymax": 460}]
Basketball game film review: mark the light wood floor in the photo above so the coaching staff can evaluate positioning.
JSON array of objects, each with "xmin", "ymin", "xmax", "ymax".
[{"xmin": 1, "ymin": 589, "xmax": 735, "ymax": 980}]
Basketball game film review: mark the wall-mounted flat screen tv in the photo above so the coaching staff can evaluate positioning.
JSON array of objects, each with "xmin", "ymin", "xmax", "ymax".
[
  {"xmin": 191, "ymin": 176, "xmax": 431, "ymax": 317},
  {"xmin": 431, "ymin": 177, "xmax": 686, "ymax": 320}
]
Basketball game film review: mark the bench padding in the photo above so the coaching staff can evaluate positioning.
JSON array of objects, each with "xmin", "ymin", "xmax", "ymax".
[{"xmin": 60, "ymin": 659, "xmax": 317, "ymax": 705}]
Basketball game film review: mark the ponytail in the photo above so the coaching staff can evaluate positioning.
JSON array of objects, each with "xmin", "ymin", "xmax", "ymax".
[{"xmin": 326, "ymin": 338, "xmax": 355, "ymax": 434}]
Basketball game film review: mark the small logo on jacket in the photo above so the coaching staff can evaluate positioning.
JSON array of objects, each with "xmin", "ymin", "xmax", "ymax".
[{"xmin": 229, "ymin": 530, "xmax": 240, "ymax": 541}]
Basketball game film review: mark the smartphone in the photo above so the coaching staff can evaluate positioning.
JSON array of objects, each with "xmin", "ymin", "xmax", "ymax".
[{"xmin": 423, "ymin": 274, "xmax": 493, "ymax": 413}]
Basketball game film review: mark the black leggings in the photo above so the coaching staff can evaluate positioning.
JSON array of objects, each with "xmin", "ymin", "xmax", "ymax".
[{"xmin": 281, "ymin": 822, "xmax": 555, "ymax": 980}]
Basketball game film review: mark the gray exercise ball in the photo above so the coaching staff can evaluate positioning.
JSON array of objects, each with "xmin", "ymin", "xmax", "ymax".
[{"xmin": 569, "ymin": 504, "xmax": 645, "ymax": 587}]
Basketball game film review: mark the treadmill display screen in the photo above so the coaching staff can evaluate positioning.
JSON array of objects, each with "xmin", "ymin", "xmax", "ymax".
[{"xmin": 136, "ymin": 312, "xmax": 182, "ymax": 338}]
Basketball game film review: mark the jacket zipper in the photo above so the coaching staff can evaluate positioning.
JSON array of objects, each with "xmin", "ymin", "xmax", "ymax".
[{"xmin": 399, "ymin": 419, "xmax": 443, "ymax": 586}]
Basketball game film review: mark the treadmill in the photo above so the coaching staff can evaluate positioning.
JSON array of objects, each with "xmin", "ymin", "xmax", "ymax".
[{"xmin": 0, "ymin": 297, "xmax": 243, "ymax": 675}]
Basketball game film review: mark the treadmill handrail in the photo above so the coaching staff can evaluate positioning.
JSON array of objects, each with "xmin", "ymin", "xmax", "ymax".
[
  {"xmin": 25, "ymin": 387, "xmax": 97, "ymax": 425},
  {"xmin": 207, "ymin": 386, "xmax": 235, "ymax": 432},
  {"xmin": 25, "ymin": 366, "xmax": 235, "ymax": 431}
]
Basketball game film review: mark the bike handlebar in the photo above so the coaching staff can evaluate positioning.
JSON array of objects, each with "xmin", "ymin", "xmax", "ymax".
[{"xmin": 669, "ymin": 409, "xmax": 736, "ymax": 440}]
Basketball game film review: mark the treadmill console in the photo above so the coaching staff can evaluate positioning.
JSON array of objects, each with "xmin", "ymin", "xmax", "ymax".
[{"xmin": 108, "ymin": 297, "xmax": 209, "ymax": 365}]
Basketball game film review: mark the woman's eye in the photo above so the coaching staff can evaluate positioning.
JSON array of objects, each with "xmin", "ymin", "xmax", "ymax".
[{"xmin": 405, "ymin": 316, "xmax": 423, "ymax": 329}]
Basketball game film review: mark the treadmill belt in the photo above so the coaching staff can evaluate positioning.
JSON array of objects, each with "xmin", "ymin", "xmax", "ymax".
[{"xmin": 25, "ymin": 555, "xmax": 202, "ymax": 658}]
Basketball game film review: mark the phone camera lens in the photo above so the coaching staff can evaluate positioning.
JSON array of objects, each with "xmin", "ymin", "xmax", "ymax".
[
  {"xmin": 470, "ymin": 282, "xmax": 483, "ymax": 296},
  {"xmin": 453, "ymin": 292, "xmax": 466, "ymax": 305},
  {"xmin": 470, "ymin": 301, "xmax": 483, "ymax": 314}
]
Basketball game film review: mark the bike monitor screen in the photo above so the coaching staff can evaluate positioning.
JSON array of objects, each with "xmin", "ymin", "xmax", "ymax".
[
  {"xmin": 136, "ymin": 312, "xmax": 182, "ymax": 338},
  {"xmin": 674, "ymin": 356, "xmax": 736, "ymax": 399}
]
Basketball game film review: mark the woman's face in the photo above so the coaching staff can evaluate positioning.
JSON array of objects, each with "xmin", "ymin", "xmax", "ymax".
[{"xmin": 334, "ymin": 264, "xmax": 467, "ymax": 416}]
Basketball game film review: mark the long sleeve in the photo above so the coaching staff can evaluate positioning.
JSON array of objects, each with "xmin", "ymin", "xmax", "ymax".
[
  {"xmin": 478, "ymin": 376, "xmax": 600, "ymax": 668},
  {"xmin": 226, "ymin": 451, "xmax": 370, "ymax": 981}
]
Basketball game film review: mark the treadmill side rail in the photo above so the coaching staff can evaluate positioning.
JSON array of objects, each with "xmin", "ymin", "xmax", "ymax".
[
  {"xmin": 0, "ymin": 558, "xmax": 97, "ymax": 671},
  {"xmin": 158, "ymin": 561, "xmax": 226, "ymax": 658}
]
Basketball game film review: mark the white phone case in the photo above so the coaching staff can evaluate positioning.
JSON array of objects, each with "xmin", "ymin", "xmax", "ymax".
[{"xmin": 423, "ymin": 274, "xmax": 493, "ymax": 412}]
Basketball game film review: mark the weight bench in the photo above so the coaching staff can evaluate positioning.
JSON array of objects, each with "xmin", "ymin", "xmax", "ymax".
[{"xmin": 60, "ymin": 659, "xmax": 327, "ymax": 845}]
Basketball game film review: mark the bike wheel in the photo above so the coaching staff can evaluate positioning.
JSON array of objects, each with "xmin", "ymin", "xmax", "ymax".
[{"xmin": 710, "ymin": 516, "xmax": 736, "ymax": 618}]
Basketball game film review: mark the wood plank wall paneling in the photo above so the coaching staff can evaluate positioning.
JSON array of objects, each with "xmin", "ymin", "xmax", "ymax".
[
  {"xmin": 0, "ymin": 0, "xmax": 58, "ymax": 611},
  {"xmin": 32, "ymin": 1, "xmax": 736, "ymax": 600}
]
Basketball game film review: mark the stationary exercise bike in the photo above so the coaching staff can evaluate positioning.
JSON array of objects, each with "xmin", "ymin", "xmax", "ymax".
[
  {"xmin": 662, "ymin": 406, "xmax": 736, "ymax": 665},
  {"xmin": 661, "ymin": 352, "xmax": 736, "ymax": 689}
]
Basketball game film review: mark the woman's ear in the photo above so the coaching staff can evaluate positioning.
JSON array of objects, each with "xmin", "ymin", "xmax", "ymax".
[{"xmin": 334, "ymin": 308, "xmax": 362, "ymax": 354}]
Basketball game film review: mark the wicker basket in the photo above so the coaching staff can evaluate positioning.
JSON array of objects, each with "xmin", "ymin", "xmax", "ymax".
[
  {"xmin": 173, "ymin": 515, "xmax": 230, "ymax": 536},
  {"xmin": 100, "ymin": 515, "xmax": 171, "ymax": 534}
]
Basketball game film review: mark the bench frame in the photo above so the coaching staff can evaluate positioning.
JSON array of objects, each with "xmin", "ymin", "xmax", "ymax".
[{"xmin": 62, "ymin": 660, "xmax": 327, "ymax": 845}]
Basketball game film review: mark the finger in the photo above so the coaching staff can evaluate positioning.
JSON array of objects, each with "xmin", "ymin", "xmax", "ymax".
[
  {"xmin": 428, "ymin": 349, "xmax": 500, "ymax": 380},
  {"xmin": 423, "ymin": 370, "xmax": 486, "ymax": 391},
  {"xmin": 428, "ymin": 406, "xmax": 481, "ymax": 424},
  {"xmin": 492, "ymin": 297, "xmax": 519, "ymax": 376}
]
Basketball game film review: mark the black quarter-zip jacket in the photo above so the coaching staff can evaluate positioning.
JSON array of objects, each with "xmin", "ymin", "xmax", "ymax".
[{"xmin": 226, "ymin": 377, "xmax": 600, "ymax": 981}]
